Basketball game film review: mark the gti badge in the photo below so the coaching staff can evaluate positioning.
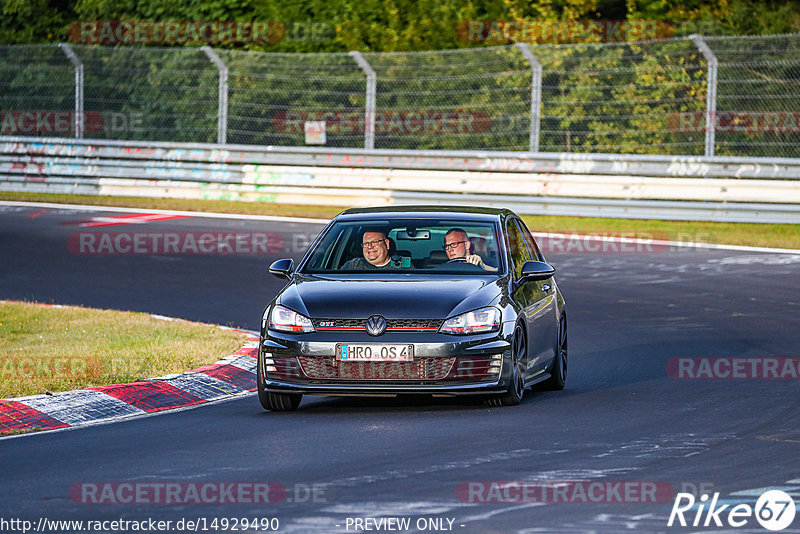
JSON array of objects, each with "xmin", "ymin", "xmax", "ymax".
[{"xmin": 365, "ymin": 315, "xmax": 387, "ymax": 336}]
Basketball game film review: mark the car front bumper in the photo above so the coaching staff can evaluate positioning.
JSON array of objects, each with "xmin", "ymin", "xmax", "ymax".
[{"xmin": 260, "ymin": 323, "xmax": 515, "ymax": 396}]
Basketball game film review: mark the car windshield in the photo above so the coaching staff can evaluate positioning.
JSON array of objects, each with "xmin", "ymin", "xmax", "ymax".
[{"xmin": 302, "ymin": 218, "xmax": 504, "ymax": 274}]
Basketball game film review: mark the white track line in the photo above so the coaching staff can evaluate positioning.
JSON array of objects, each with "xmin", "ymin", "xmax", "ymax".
[{"xmin": 0, "ymin": 200, "xmax": 330, "ymax": 224}]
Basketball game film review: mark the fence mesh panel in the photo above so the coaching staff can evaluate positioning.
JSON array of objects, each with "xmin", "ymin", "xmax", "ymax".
[
  {"xmin": 0, "ymin": 45, "xmax": 78, "ymax": 136},
  {"xmin": 0, "ymin": 33, "xmax": 798, "ymax": 157},
  {"xmin": 216, "ymin": 49, "xmax": 365, "ymax": 147},
  {"xmin": 707, "ymin": 34, "xmax": 800, "ymax": 158},
  {"xmin": 534, "ymin": 38, "xmax": 707, "ymax": 155},
  {"xmin": 363, "ymin": 46, "xmax": 531, "ymax": 151},
  {"xmin": 73, "ymin": 45, "xmax": 219, "ymax": 143}
]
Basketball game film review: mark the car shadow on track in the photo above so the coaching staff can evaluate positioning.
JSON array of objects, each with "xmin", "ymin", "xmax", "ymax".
[{"xmin": 253, "ymin": 388, "xmax": 579, "ymax": 414}]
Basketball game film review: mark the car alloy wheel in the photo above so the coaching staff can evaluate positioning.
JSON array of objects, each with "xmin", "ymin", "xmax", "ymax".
[
  {"xmin": 540, "ymin": 313, "xmax": 567, "ymax": 391},
  {"xmin": 257, "ymin": 349, "xmax": 302, "ymax": 411},
  {"xmin": 487, "ymin": 324, "xmax": 526, "ymax": 406}
]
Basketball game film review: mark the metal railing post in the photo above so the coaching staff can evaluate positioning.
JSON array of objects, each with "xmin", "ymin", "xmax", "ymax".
[
  {"xmin": 349, "ymin": 51, "xmax": 376, "ymax": 150},
  {"xmin": 201, "ymin": 46, "xmax": 229, "ymax": 145},
  {"xmin": 691, "ymin": 35, "xmax": 718, "ymax": 157},
  {"xmin": 59, "ymin": 43, "xmax": 84, "ymax": 138},
  {"xmin": 515, "ymin": 43, "xmax": 543, "ymax": 153}
]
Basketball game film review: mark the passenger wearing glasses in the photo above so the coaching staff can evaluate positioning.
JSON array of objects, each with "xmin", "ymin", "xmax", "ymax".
[
  {"xmin": 443, "ymin": 228, "xmax": 497, "ymax": 272},
  {"xmin": 342, "ymin": 230, "xmax": 398, "ymax": 269}
]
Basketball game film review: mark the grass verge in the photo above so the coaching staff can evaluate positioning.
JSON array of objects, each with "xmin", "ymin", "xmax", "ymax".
[
  {"xmin": 0, "ymin": 300, "xmax": 247, "ymax": 399},
  {"xmin": 1, "ymin": 191, "xmax": 798, "ymax": 250}
]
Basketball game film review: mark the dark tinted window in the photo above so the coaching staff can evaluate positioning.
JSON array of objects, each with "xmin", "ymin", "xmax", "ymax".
[
  {"xmin": 506, "ymin": 219, "xmax": 532, "ymax": 279},
  {"xmin": 516, "ymin": 219, "xmax": 545, "ymax": 261}
]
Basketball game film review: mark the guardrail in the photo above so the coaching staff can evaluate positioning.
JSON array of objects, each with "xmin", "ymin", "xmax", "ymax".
[{"xmin": 2, "ymin": 136, "xmax": 800, "ymax": 224}]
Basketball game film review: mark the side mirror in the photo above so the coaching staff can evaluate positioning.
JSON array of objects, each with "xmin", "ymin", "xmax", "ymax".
[
  {"xmin": 520, "ymin": 260, "xmax": 555, "ymax": 281},
  {"xmin": 268, "ymin": 258, "xmax": 294, "ymax": 280}
]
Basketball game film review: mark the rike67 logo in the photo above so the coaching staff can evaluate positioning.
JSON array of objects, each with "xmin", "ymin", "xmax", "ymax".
[{"xmin": 669, "ymin": 490, "xmax": 796, "ymax": 531}]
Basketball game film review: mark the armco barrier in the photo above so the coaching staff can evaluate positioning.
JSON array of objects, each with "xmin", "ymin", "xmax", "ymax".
[{"xmin": 2, "ymin": 136, "xmax": 800, "ymax": 223}]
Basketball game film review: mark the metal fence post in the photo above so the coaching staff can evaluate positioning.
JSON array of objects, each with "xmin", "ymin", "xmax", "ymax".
[
  {"xmin": 59, "ymin": 43, "xmax": 84, "ymax": 139},
  {"xmin": 515, "ymin": 43, "xmax": 543, "ymax": 153},
  {"xmin": 691, "ymin": 35, "xmax": 718, "ymax": 157},
  {"xmin": 201, "ymin": 46, "xmax": 228, "ymax": 145},
  {"xmin": 349, "ymin": 51, "xmax": 376, "ymax": 150}
]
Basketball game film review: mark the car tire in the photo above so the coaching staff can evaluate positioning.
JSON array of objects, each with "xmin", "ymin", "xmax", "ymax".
[
  {"xmin": 257, "ymin": 349, "xmax": 302, "ymax": 411},
  {"xmin": 540, "ymin": 313, "xmax": 567, "ymax": 391},
  {"xmin": 486, "ymin": 323, "xmax": 526, "ymax": 407}
]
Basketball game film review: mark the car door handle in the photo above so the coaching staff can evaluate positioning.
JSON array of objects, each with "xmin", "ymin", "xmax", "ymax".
[{"xmin": 542, "ymin": 284, "xmax": 551, "ymax": 291}]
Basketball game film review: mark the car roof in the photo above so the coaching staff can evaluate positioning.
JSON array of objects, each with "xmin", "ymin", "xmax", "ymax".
[{"xmin": 336, "ymin": 205, "xmax": 514, "ymax": 222}]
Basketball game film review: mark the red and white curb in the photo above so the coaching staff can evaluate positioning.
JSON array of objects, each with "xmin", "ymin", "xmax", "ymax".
[{"xmin": 0, "ymin": 319, "xmax": 260, "ymax": 436}]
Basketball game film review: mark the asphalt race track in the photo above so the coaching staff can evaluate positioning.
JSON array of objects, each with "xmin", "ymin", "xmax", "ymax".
[{"xmin": 1, "ymin": 203, "xmax": 800, "ymax": 534}]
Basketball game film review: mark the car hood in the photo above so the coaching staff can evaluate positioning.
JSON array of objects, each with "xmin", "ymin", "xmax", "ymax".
[{"xmin": 278, "ymin": 274, "xmax": 503, "ymax": 319}]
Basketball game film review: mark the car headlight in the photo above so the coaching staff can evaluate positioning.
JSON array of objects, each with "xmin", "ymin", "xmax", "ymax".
[
  {"xmin": 267, "ymin": 305, "xmax": 315, "ymax": 333},
  {"xmin": 439, "ymin": 307, "xmax": 501, "ymax": 335}
]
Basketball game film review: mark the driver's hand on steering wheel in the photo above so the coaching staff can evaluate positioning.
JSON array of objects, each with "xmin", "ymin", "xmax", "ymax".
[
  {"xmin": 465, "ymin": 253, "xmax": 498, "ymax": 271},
  {"xmin": 465, "ymin": 254, "xmax": 484, "ymax": 267}
]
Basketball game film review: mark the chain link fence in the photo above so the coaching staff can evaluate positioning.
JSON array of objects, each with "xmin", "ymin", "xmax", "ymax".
[{"xmin": 1, "ymin": 34, "xmax": 798, "ymax": 157}]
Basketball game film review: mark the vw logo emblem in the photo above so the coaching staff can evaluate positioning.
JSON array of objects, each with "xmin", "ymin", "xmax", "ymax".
[{"xmin": 365, "ymin": 315, "xmax": 387, "ymax": 336}]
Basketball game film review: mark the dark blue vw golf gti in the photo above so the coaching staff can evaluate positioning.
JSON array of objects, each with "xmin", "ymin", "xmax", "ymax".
[{"xmin": 258, "ymin": 206, "xmax": 566, "ymax": 411}]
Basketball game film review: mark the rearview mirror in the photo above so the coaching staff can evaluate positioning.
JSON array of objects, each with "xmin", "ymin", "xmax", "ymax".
[
  {"xmin": 396, "ymin": 229, "xmax": 431, "ymax": 240},
  {"xmin": 520, "ymin": 260, "xmax": 555, "ymax": 281},
  {"xmin": 268, "ymin": 258, "xmax": 294, "ymax": 280}
]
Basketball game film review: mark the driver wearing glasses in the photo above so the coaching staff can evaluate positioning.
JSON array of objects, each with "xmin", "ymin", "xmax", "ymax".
[
  {"xmin": 443, "ymin": 228, "xmax": 497, "ymax": 272},
  {"xmin": 342, "ymin": 230, "xmax": 399, "ymax": 270}
]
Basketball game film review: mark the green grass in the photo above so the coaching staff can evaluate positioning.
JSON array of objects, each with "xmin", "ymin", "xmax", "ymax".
[
  {"xmin": 0, "ymin": 300, "xmax": 247, "ymax": 399},
  {"xmin": 1, "ymin": 190, "xmax": 798, "ymax": 249}
]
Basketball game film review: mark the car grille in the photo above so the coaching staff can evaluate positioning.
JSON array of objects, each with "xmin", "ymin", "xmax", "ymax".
[
  {"xmin": 298, "ymin": 357, "xmax": 456, "ymax": 380},
  {"xmin": 313, "ymin": 318, "xmax": 443, "ymax": 332}
]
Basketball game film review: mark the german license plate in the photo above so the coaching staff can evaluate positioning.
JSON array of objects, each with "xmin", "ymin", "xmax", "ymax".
[{"xmin": 336, "ymin": 344, "xmax": 414, "ymax": 362}]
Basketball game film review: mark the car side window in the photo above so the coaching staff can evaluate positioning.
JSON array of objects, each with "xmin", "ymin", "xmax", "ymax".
[
  {"xmin": 516, "ymin": 219, "xmax": 545, "ymax": 261},
  {"xmin": 506, "ymin": 219, "xmax": 532, "ymax": 280}
]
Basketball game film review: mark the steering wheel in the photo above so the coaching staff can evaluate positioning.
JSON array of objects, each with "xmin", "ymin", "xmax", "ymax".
[{"xmin": 447, "ymin": 257, "xmax": 469, "ymax": 263}]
